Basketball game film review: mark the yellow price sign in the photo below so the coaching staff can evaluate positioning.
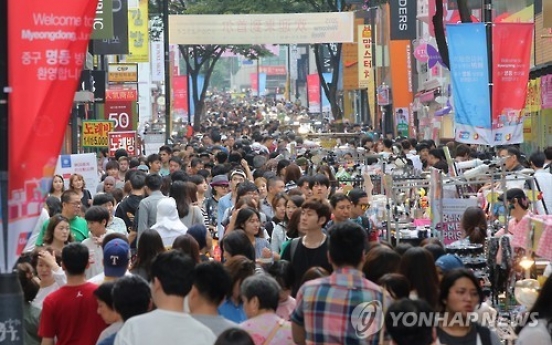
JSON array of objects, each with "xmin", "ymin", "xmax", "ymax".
[{"xmin": 82, "ymin": 120, "xmax": 115, "ymax": 147}]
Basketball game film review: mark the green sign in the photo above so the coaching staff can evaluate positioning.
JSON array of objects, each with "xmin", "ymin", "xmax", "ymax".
[{"xmin": 91, "ymin": 0, "xmax": 114, "ymax": 40}]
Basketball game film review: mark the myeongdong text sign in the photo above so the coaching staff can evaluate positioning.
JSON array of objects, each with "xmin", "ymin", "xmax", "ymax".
[{"xmin": 169, "ymin": 13, "xmax": 354, "ymax": 45}]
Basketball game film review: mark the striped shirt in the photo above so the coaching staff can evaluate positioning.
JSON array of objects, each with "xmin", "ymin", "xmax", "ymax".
[{"xmin": 291, "ymin": 268, "xmax": 386, "ymax": 345}]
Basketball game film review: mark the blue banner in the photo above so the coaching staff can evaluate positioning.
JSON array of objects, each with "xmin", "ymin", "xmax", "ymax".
[
  {"xmin": 322, "ymin": 72, "xmax": 331, "ymax": 112},
  {"xmin": 189, "ymin": 75, "xmax": 205, "ymax": 116},
  {"xmin": 259, "ymin": 73, "xmax": 267, "ymax": 96},
  {"xmin": 447, "ymin": 23, "xmax": 491, "ymax": 145}
]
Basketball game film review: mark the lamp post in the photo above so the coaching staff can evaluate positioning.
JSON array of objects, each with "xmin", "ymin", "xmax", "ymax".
[{"xmin": 163, "ymin": 0, "xmax": 171, "ymax": 143}]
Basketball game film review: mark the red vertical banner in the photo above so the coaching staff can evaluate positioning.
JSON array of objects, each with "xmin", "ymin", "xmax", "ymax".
[
  {"xmin": 6, "ymin": 0, "xmax": 98, "ymax": 270},
  {"xmin": 173, "ymin": 75, "xmax": 189, "ymax": 118},
  {"xmin": 492, "ymin": 23, "xmax": 533, "ymax": 145},
  {"xmin": 250, "ymin": 73, "xmax": 258, "ymax": 95},
  {"xmin": 307, "ymin": 74, "xmax": 321, "ymax": 113}
]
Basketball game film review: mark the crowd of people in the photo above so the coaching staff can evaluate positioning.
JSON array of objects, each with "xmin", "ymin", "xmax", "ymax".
[{"xmin": 14, "ymin": 121, "xmax": 552, "ymax": 345}]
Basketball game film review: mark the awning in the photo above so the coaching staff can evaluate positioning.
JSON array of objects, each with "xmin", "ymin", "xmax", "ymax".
[{"xmin": 530, "ymin": 62, "xmax": 552, "ymax": 79}]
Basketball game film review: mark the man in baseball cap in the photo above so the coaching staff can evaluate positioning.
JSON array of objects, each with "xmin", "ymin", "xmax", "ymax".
[{"xmin": 102, "ymin": 238, "xmax": 130, "ymax": 281}]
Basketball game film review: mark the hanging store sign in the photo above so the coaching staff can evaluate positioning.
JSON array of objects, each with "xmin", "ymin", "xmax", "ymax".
[
  {"xmin": 108, "ymin": 63, "xmax": 138, "ymax": 83},
  {"xmin": 169, "ymin": 12, "xmax": 354, "ymax": 45},
  {"xmin": 108, "ymin": 131, "xmax": 138, "ymax": 156}
]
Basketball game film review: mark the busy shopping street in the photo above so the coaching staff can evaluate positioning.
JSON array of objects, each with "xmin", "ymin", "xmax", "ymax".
[{"xmin": 1, "ymin": 0, "xmax": 552, "ymax": 345}]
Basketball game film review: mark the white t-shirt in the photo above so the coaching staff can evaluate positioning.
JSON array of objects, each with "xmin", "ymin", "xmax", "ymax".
[
  {"xmin": 82, "ymin": 234, "xmax": 110, "ymax": 279},
  {"xmin": 114, "ymin": 309, "xmax": 216, "ymax": 345},
  {"xmin": 516, "ymin": 319, "xmax": 552, "ymax": 345}
]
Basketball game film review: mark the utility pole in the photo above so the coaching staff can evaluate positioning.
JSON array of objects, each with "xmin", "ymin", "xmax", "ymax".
[
  {"xmin": 163, "ymin": 0, "xmax": 171, "ymax": 143},
  {"xmin": 483, "ymin": 0, "xmax": 493, "ymax": 114}
]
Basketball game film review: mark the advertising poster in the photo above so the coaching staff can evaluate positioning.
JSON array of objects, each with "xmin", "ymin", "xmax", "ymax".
[
  {"xmin": 90, "ymin": 0, "xmax": 114, "ymax": 40},
  {"xmin": 173, "ymin": 75, "xmax": 189, "ymax": 119},
  {"xmin": 491, "ymin": 23, "xmax": 533, "ymax": 145},
  {"xmin": 447, "ymin": 23, "xmax": 491, "ymax": 145},
  {"xmin": 127, "ymin": 0, "xmax": 149, "ymax": 62},
  {"xmin": 439, "ymin": 198, "xmax": 478, "ymax": 245},
  {"xmin": 55, "ymin": 153, "xmax": 99, "ymax": 198},
  {"xmin": 395, "ymin": 107, "xmax": 409, "ymax": 137},
  {"xmin": 104, "ymin": 102, "xmax": 135, "ymax": 131},
  {"xmin": 7, "ymin": 0, "xmax": 97, "ymax": 271}
]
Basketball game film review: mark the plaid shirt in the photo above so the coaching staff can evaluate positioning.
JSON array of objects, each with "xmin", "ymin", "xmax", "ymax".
[{"xmin": 291, "ymin": 268, "xmax": 386, "ymax": 345}]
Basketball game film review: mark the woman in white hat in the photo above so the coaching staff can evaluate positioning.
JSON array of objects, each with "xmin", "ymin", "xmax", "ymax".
[{"xmin": 151, "ymin": 197, "xmax": 188, "ymax": 248}]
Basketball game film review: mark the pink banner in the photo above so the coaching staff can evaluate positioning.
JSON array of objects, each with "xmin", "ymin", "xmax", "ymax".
[
  {"xmin": 307, "ymin": 74, "xmax": 321, "ymax": 113},
  {"xmin": 542, "ymin": 75, "xmax": 552, "ymax": 109},
  {"xmin": 250, "ymin": 73, "xmax": 258, "ymax": 93},
  {"xmin": 7, "ymin": 0, "xmax": 98, "ymax": 270},
  {"xmin": 172, "ymin": 75, "xmax": 188, "ymax": 115},
  {"xmin": 491, "ymin": 23, "xmax": 533, "ymax": 144}
]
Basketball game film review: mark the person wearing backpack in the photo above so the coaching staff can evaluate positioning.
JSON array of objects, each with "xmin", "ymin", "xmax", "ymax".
[{"xmin": 436, "ymin": 269, "xmax": 501, "ymax": 345}]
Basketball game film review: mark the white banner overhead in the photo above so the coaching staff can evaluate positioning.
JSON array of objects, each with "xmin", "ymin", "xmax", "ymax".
[{"xmin": 169, "ymin": 12, "xmax": 355, "ymax": 45}]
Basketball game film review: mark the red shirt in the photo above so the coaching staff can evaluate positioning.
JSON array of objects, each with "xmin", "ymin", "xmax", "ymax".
[{"xmin": 39, "ymin": 282, "xmax": 107, "ymax": 345}]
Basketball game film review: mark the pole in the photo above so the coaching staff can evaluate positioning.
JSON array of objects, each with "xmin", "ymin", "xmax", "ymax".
[
  {"xmin": 256, "ymin": 58, "xmax": 260, "ymax": 96},
  {"xmin": 1, "ymin": 3, "xmax": 25, "ymax": 344},
  {"xmin": 163, "ymin": 0, "xmax": 171, "ymax": 144},
  {"xmin": 483, "ymin": 0, "xmax": 493, "ymax": 120},
  {"xmin": 287, "ymin": 44, "xmax": 291, "ymax": 100}
]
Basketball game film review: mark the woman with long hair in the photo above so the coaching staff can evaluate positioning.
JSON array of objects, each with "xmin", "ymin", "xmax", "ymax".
[
  {"xmin": 24, "ymin": 196, "xmax": 62, "ymax": 253},
  {"xmin": 172, "ymin": 234, "xmax": 201, "ymax": 264},
  {"xmin": 68, "ymin": 173, "xmax": 92, "ymax": 208},
  {"xmin": 189, "ymin": 174, "xmax": 210, "ymax": 226},
  {"xmin": 254, "ymin": 177, "xmax": 268, "ymax": 200},
  {"xmin": 276, "ymin": 159, "xmax": 290, "ymax": 180},
  {"xmin": 49, "ymin": 175, "xmax": 65, "ymax": 200},
  {"xmin": 399, "ymin": 247, "xmax": 440, "ymax": 309},
  {"xmin": 269, "ymin": 193, "xmax": 289, "ymax": 253},
  {"xmin": 130, "ymin": 229, "xmax": 166, "ymax": 281},
  {"xmin": 233, "ymin": 207, "xmax": 275, "ymax": 261},
  {"xmin": 218, "ymin": 255, "xmax": 256, "ymax": 323},
  {"xmin": 17, "ymin": 262, "xmax": 41, "ymax": 345},
  {"xmin": 283, "ymin": 164, "xmax": 302, "ymax": 191},
  {"xmin": 455, "ymin": 206, "xmax": 488, "ymax": 245},
  {"xmin": 40, "ymin": 215, "xmax": 74, "ymax": 254},
  {"xmin": 437, "ymin": 269, "xmax": 500, "ymax": 344},
  {"xmin": 276, "ymin": 196, "xmax": 305, "ymax": 255},
  {"xmin": 170, "ymin": 180, "xmax": 204, "ymax": 228}
]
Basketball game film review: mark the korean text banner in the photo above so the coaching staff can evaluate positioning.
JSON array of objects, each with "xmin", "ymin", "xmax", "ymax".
[
  {"xmin": 92, "ymin": 0, "xmax": 129, "ymax": 55},
  {"xmin": 169, "ymin": 13, "xmax": 354, "ymax": 45},
  {"xmin": 127, "ymin": 0, "xmax": 148, "ymax": 62},
  {"xmin": 447, "ymin": 24, "xmax": 491, "ymax": 145},
  {"xmin": 173, "ymin": 75, "xmax": 189, "ymax": 118},
  {"xmin": 491, "ymin": 23, "xmax": 533, "ymax": 145},
  {"xmin": 7, "ymin": 0, "xmax": 98, "ymax": 272}
]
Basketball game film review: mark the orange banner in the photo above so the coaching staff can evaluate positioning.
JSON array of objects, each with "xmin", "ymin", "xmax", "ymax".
[{"xmin": 389, "ymin": 40, "xmax": 414, "ymax": 133}]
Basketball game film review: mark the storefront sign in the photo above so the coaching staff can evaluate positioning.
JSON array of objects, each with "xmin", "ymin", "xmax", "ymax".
[
  {"xmin": 151, "ymin": 41, "xmax": 164, "ymax": 82},
  {"xmin": 108, "ymin": 63, "xmax": 138, "ymax": 83},
  {"xmin": 104, "ymin": 102, "xmax": 135, "ymax": 131},
  {"xmin": 82, "ymin": 120, "xmax": 115, "ymax": 147},
  {"xmin": 109, "ymin": 131, "xmax": 138, "ymax": 156},
  {"xmin": 259, "ymin": 66, "xmax": 287, "ymax": 75},
  {"xmin": 106, "ymin": 85, "xmax": 138, "ymax": 101},
  {"xmin": 92, "ymin": 0, "xmax": 129, "ymax": 55},
  {"xmin": 390, "ymin": 0, "xmax": 417, "ymax": 40},
  {"xmin": 169, "ymin": 12, "xmax": 354, "ymax": 45},
  {"xmin": 7, "ymin": 0, "xmax": 97, "ymax": 271},
  {"xmin": 90, "ymin": 0, "xmax": 114, "ymax": 40},
  {"xmin": 358, "ymin": 25, "xmax": 375, "ymax": 120},
  {"xmin": 127, "ymin": 0, "xmax": 149, "ymax": 62}
]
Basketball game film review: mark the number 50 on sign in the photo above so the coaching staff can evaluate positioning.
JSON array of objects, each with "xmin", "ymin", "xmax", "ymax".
[{"xmin": 104, "ymin": 101, "xmax": 136, "ymax": 132}]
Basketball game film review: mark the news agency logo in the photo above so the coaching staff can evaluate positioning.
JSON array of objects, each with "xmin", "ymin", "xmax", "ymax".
[{"xmin": 350, "ymin": 301, "xmax": 384, "ymax": 339}]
